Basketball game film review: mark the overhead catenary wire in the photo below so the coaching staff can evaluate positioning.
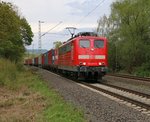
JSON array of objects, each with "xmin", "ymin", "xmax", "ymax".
[
  {"xmin": 44, "ymin": 0, "xmax": 106, "ymax": 36},
  {"xmin": 46, "ymin": 33, "xmax": 69, "ymax": 36},
  {"xmin": 41, "ymin": 0, "xmax": 106, "ymax": 37},
  {"xmin": 78, "ymin": 0, "xmax": 106, "ymax": 23},
  {"xmin": 41, "ymin": 21, "xmax": 63, "ymax": 37},
  {"xmin": 39, "ymin": 0, "xmax": 106, "ymax": 47}
]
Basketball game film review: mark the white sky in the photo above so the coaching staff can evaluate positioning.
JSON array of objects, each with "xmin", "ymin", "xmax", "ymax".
[{"xmin": 3, "ymin": 0, "xmax": 114, "ymax": 50}]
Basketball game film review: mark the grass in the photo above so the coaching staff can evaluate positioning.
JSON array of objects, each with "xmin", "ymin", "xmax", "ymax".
[
  {"xmin": 0, "ymin": 58, "xmax": 86, "ymax": 122},
  {"xmin": 0, "ymin": 58, "xmax": 17, "ymax": 86},
  {"xmin": 28, "ymin": 73, "xmax": 85, "ymax": 122}
]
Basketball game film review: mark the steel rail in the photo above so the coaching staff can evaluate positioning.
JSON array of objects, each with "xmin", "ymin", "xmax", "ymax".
[
  {"xmin": 79, "ymin": 82, "xmax": 150, "ymax": 111},
  {"xmin": 101, "ymin": 82, "xmax": 150, "ymax": 99},
  {"xmin": 30, "ymin": 66, "xmax": 150, "ymax": 111},
  {"xmin": 107, "ymin": 73, "xmax": 150, "ymax": 82}
]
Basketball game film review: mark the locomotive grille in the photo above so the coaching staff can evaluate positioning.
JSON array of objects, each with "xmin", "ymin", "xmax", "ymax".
[
  {"xmin": 95, "ymin": 55, "xmax": 105, "ymax": 59},
  {"xmin": 78, "ymin": 55, "xmax": 90, "ymax": 59},
  {"xmin": 78, "ymin": 55, "xmax": 105, "ymax": 59}
]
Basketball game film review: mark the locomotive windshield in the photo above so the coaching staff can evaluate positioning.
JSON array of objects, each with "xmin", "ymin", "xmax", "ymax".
[
  {"xmin": 94, "ymin": 40, "xmax": 104, "ymax": 48},
  {"xmin": 79, "ymin": 39, "xmax": 90, "ymax": 48}
]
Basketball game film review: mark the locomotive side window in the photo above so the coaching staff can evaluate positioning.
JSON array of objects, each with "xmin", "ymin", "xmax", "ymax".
[
  {"xmin": 79, "ymin": 40, "xmax": 90, "ymax": 48},
  {"xmin": 66, "ymin": 43, "xmax": 71, "ymax": 52},
  {"xmin": 59, "ymin": 43, "xmax": 71, "ymax": 55},
  {"xmin": 94, "ymin": 40, "xmax": 104, "ymax": 48}
]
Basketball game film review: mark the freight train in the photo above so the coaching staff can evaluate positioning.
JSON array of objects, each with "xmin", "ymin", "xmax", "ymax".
[{"xmin": 25, "ymin": 32, "xmax": 108, "ymax": 81}]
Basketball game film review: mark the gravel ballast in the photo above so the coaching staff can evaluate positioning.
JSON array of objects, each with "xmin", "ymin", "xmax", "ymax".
[
  {"xmin": 33, "ymin": 67, "xmax": 150, "ymax": 122},
  {"xmin": 103, "ymin": 75, "xmax": 150, "ymax": 95}
]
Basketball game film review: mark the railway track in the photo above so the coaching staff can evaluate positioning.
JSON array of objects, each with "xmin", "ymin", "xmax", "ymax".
[
  {"xmin": 101, "ymin": 82, "xmax": 150, "ymax": 98},
  {"xmin": 107, "ymin": 73, "xmax": 150, "ymax": 82},
  {"xmin": 57, "ymin": 71, "xmax": 150, "ymax": 113},
  {"xmin": 77, "ymin": 81, "xmax": 150, "ymax": 114},
  {"xmin": 31, "ymin": 66, "xmax": 150, "ymax": 115}
]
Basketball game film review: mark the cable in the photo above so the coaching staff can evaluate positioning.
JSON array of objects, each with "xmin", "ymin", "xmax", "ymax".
[
  {"xmin": 46, "ymin": 33, "xmax": 69, "ymax": 36},
  {"xmin": 78, "ymin": 0, "xmax": 105, "ymax": 23},
  {"xmin": 41, "ymin": 21, "xmax": 63, "ymax": 37},
  {"xmin": 41, "ymin": 0, "xmax": 105, "ymax": 39}
]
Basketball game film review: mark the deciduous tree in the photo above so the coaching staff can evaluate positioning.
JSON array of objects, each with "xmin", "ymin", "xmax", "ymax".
[
  {"xmin": 0, "ymin": 1, "xmax": 33, "ymax": 62},
  {"xmin": 97, "ymin": 0, "xmax": 150, "ymax": 75}
]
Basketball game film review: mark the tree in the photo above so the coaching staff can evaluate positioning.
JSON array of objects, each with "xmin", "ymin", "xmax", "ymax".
[
  {"xmin": 53, "ymin": 41, "xmax": 62, "ymax": 49},
  {"xmin": 97, "ymin": 0, "xmax": 150, "ymax": 74},
  {"xmin": 0, "ymin": 1, "xmax": 33, "ymax": 62},
  {"xmin": 110, "ymin": 0, "xmax": 150, "ymax": 73},
  {"xmin": 96, "ymin": 14, "xmax": 121, "ymax": 72}
]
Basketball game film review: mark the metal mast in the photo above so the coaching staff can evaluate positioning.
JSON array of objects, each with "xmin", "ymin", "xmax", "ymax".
[{"xmin": 38, "ymin": 20, "xmax": 44, "ymax": 53}]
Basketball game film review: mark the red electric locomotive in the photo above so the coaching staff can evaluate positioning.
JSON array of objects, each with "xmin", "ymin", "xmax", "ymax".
[
  {"xmin": 24, "ymin": 32, "xmax": 108, "ymax": 81},
  {"xmin": 57, "ymin": 32, "xmax": 108, "ymax": 80}
]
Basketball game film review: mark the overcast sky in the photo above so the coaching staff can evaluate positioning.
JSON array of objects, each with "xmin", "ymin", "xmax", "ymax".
[{"xmin": 3, "ymin": 0, "xmax": 114, "ymax": 50}]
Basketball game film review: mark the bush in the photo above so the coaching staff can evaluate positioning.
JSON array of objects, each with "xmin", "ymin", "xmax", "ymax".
[
  {"xmin": 134, "ymin": 63, "xmax": 150, "ymax": 77},
  {"xmin": 0, "ymin": 58, "xmax": 18, "ymax": 86}
]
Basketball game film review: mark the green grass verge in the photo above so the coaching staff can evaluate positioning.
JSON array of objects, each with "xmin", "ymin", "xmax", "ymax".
[
  {"xmin": 0, "ymin": 58, "xmax": 86, "ymax": 122},
  {"xmin": 27, "ymin": 72, "xmax": 85, "ymax": 122}
]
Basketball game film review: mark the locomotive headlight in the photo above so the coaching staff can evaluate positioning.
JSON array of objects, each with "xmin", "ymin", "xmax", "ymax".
[
  {"xmin": 83, "ymin": 62, "xmax": 86, "ymax": 65},
  {"xmin": 99, "ymin": 62, "xmax": 102, "ymax": 65}
]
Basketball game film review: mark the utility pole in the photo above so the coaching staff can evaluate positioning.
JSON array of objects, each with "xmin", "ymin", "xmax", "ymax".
[
  {"xmin": 38, "ymin": 20, "xmax": 44, "ymax": 54},
  {"xmin": 32, "ymin": 44, "xmax": 34, "ymax": 54},
  {"xmin": 38, "ymin": 21, "xmax": 62, "ymax": 53}
]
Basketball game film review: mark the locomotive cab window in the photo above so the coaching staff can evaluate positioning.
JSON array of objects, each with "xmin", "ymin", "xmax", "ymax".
[
  {"xmin": 94, "ymin": 40, "xmax": 104, "ymax": 48},
  {"xmin": 79, "ymin": 39, "xmax": 90, "ymax": 48}
]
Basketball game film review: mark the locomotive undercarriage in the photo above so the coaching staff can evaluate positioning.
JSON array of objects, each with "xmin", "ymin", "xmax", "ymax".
[
  {"xmin": 77, "ymin": 66, "xmax": 107, "ymax": 81},
  {"xmin": 58, "ymin": 65, "xmax": 107, "ymax": 81},
  {"xmin": 40, "ymin": 64, "xmax": 107, "ymax": 82}
]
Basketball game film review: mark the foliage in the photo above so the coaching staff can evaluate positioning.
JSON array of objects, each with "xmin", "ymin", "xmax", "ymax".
[
  {"xmin": 0, "ymin": 1, "xmax": 33, "ymax": 62},
  {"xmin": 24, "ymin": 69, "xmax": 85, "ymax": 122},
  {"xmin": 134, "ymin": 63, "xmax": 150, "ymax": 77},
  {"xmin": 107, "ymin": 42, "xmax": 116, "ymax": 72},
  {"xmin": 33, "ymin": 78, "xmax": 85, "ymax": 122},
  {"xmin": 0, "ymin": 58, "xmax": 18, "ymax": 86},
  {"xmin": 97, "ymin": 0, "xmax": 150, "ymax": 76},
  {"xmin": 0, "ymin": 58, "xmax": 85, "ymax": 121},
  {"xmin": 53, "ymin": 41, "xmax": 62, "ymax": 49}
]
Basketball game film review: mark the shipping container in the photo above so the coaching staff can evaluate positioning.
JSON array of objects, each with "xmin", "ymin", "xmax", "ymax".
[
  {"xmin": 38, "ymin": 55, "xmax": 42, "ymax": 66},
  {"xmin": 44, "ymin": 52, "xmax": 48, "ymax": 65}
]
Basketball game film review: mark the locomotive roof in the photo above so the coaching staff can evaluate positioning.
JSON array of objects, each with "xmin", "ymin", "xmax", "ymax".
[
  {"xmin": 67, "ymin": 32, "xmax": 98, "ymax": 41},
  {"xmin": 75, "ymin": 32, "xmax": 98, "ymax": 37},
  {"xmin": 59, "ymin": 32, "xmax": 106, "ymax": 48}
]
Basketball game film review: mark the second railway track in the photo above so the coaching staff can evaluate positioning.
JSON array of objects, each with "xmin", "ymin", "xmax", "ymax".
[
  {"xmin": 101, "ymin": 82, "xmax": 150, "ymax": 98},
  {"xmin": 76, "ymin": 80, "xmax": 150, "ymax": 115},
  {"xmin": 107, "ymin": 73, "xmax": 150, "ymax": 82}
]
